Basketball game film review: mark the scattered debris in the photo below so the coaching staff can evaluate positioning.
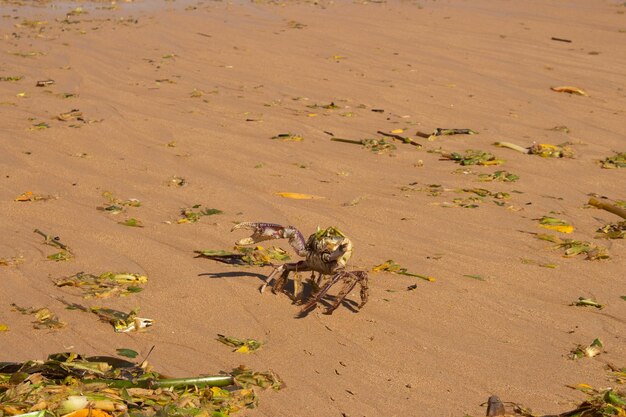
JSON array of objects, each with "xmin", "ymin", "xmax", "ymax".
[
  {"xmin": 372, "ymin": 260, "xmax": 435, "ymax": 282},
  {"xmin": 275, "ymin": 192, "xmax": 323, "ymax": 199},
  {"xmin": 217, "ymin": 334, "xmax": 263, "ymax": 353},
  {"xmin": 167, "ymin": 175, "xmax": 187, "ymax": 187},
  {"xmin": 495, "ymin": 141, "xmax": 574, "ymax": 158},
  {"xmin": 116, "ymin": 348, "xmax": 138, "ymax": 358},
  {"xmin": 63, "ymin": 301, "xmax": 153, "ymax": 333},
  {"xmin": 36, "ymin": 79, "xmax": 55, "ymax": 87},
  {"xmin": 588, "ymin": 197, "xmax": 626, "ymax": 220},
  {"xmin": 571, "ymin": 297, "xmax": 604, "ymax": 309},
  {"xmin": 30, "ymin": 122, "xmax": 50, "ymax": 130},
  {"xmin": 196, "ymin": 246, "xmax": 290, "ymax": 266},
  {"xmin": 0, "ymin": 324, "xmax": 8, "ymax": 332},
  {"xmin": 14, "ymin": 191, "xmax": 55, "ymax": 202},
  {"xmin": 271, "ymin": 133, "xmax": 303, "ymax": 142},
  {"xmin": 551, "ymin": 85, "xmax": 588, "ymax": 96},
  {"xmin": 178, "ymin": 205, "xmax": 223, "ymax": 223},
  {"xmin": 570, "ymin": 338, "xmax": 604, "ymax": 359},
  {"xmin": 477, "ymin": 170, "xmax": 519, "ymax": 182},
  {"xmin": 119, "ymin": 218, "xmax": 144, "ymax": 228},
  {"xmin": 463, "ymin": 274, "xmax": 485, "ymax": 281},
  {"xmin": 56, "ymin": 109, "xmax": 83, "ymax": 121},
  {"xmin": 0, "ymin": 76, "xmax": 23, "ymax": 82},
  {"xmin": 534, "ymin": 233, "xmax": 609, "ymax": 260},
  {"xmin": 0, "ymin": 256, "xmax": 24, "ymax": 267},
  {"xmin": 416, "ymin": 128, "xmax": 478, "ymax": 141},
  {"xmin": 551, "ymin": 36, "xmax": 572, "ymax": 43},
  {"xmin": 376, "ymin": 130, "xmax": 422, "ymax": 147},
  {"xmin": 34, "ymin": 228, "xmax": 73, "ymax": 262},
  {"xmin": 537, "ymin": 216, "xmax": 574, "ymax": 233},
  {"xmin": 520, "ymin": 258, "xmax": 558, "ymax": 268},
  {"xmin": 11, "ymin": 304, "xmax": 66, "ymax": 330},
  {"xmin": 599, "ymin": 151, "xmax": 626, "ymax": 169},
  {"xmin": 0, "ymin": 352, "xmax": 282, "ymax": 417},
  {"xmin": 596, "ymin": 221, "xmax": 626, "ymax": 239},
  {"xmin": 436, "ymin": 149, "xmax": 504, "ymax": 166},
  {"xmin": 331, "ymin": 137, "xmax": 397, "ymax": 154},
  {"xmin": 54, "ymin": 272, "xmax": 147, "ymax": 298}
]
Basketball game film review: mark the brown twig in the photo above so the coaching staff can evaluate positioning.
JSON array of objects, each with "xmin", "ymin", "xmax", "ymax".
[
  {"xmin": 376, "ymin": 131, "xmax": 422, "ymax": 147},
  {"xmin": 34, "ymin": 228, "xmax": 70, "ymax": 251}
]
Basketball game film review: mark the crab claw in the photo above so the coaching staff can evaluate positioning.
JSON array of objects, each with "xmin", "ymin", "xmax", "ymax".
[{"xmin": 232, "ymin": 222, "xmax": 307, "ymax": 256}]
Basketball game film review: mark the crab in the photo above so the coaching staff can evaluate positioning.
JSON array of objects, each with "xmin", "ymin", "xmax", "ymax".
[{"xmin": 232, "ymin": 222, "xmax": 369, "ymax": 315}]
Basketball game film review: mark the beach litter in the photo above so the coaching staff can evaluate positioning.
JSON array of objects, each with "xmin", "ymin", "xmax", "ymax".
[
  {"xmin": 599, "ymin": 151, "xmax": 626, "ymax": 169},
  {"xmin": 34, "ymin": 229, "xmax": 73, "ymax": 262},
  {"xmin": 482, "ymin": 386, "xmax": 625, "ymax": 416},
  {"xmin": 570, "ymin": 338, "xmax": 604, "ymax": 359},
  {"xmin": 494, "ymin": 141, "xmax": 574, "ymax": 158},
  {"xmin": 596, "ymin": 221, "xmax": 626, "ymax": 239},
  {"xmin": 570, "ymin": 297, "xmax": 604, "ymax": 309},
  {"xmin": 415, "ymin": 128, "xmax": 478, "ymax": 141},
  {"xmin": 331, "ymin": 137, "xmax": 397, "ymax": 154},
  {"xmin": 61, "ymin": 301, "xmax": 153, "ymax": 333},
  {"xmin": 537, "ymin": 216, "xmax": 574, "ymax": 233},
  {"xmin": 196, "ymin": 246, "xmax": 290, "ymax": 266},
  {"xmin": 477, "ymin": 170, "xmax": 519, "ymax": 182},
  {"xmin": 178, "ymin": 205, "xmax": 223, "ymax": 223},
  {"xmin": 53, "ymin": 272, "xmax": 147, "ymax": 298},
  {"xmin": 217, "ymin": 335, "xmax": 263, "ymax": 353},
  {"xmin": 10, "ymin": 304, "xmax": 66, "ymax": 330},
  {"xmin": 372, "ymin": 260, "xmax": 435, "ymax": 282},
  {"xmin": 0, "ymin": 352, "xmax": 282, "ymax": 417},
  {"xmin": 435, "ymin": 149, "xmax": 504, "ymax": 165},
  {"xmin": 550, "ymin": 85, "xmax": 588, "ymax": 96},
  {"xmin": 533, "ymin": 233, "xmax": 609, "ymax": 260}
]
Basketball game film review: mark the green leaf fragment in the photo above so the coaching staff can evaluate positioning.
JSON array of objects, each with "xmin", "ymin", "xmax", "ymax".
[
  {"xmin": 11, "ymin": 304, "xmax": 66, "ymax": 330},
  {"xmin": 116, "ymin": 348, "xmax": 139, "ymax": 358},
  {"xmin": 570, "ymin": 338, "xmax": 604, "ymax": 359},
  {"xmin": 477, "ymin": 170, "xmax": 519, "ymax": 182},
  {"xmin": 571, "ymin": 297, "xmax": 604, "ymax": 309},
  {"xmin": 119, "ymin": 218, "xmax": 144, "ymax": 227},
  {"xmin": 534, "ymin": 233, "xmax": 609, "ymax": 260},
  {"xmin": 271, "ymin": 133, "xmax": 303, "ymax": 141},
  {"xmin": 47, "ymin": 251, "xmax": 72, "ymax": 262},
  {"xmin": 596, "ymin": 220, "xmax": 626, "ymax": 239},
  {"xmin": 216, "ymin": 334, "xmax": 263, "ymax": 353},
  {"xmin": 599, "ymin": 151, "xmax": 626, "ymax": 169},
  {"xmin": 54, "ymin": 271, "xmax": 148, "ymax": 298},
  {"xmin": 196, "ymin": 246, "xmax": 290, "ymax": 266},
  {"xmin": 178, "ymin": 205, "xmax": 223, "ymax": 223},
  {"xmin": 463, "ymin": 274, "xmax": 485, "ymax": 281},
  {"xmin": 372, "ymin": 260, "xmax": 435, "ymax": 282}
]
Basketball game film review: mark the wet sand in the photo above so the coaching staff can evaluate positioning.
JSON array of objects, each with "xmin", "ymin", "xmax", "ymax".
[{"xmin": 1, "ymin": 0, "xmax": 625, "ymax": 415}]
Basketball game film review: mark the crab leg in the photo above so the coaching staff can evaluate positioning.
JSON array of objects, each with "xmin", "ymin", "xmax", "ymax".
[
  {"xmin": 300, "ymin": 270, "xmax": 369, "ymax": 315},
  {"xmin": 261, "ymin": 260, "xmax": 310, "ymax": 294}
]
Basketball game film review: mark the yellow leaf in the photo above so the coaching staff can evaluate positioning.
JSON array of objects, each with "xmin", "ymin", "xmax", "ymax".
[
  {"xmin": 0, "ymin": 324, "xmax": 8, "ymax": 332},
  {"xmin": 551, "ymin": 86, "xmax": 588, "ymax": 96},
  {"xmin": 62, "ymin": 409, "xmax": 113, "ymax": 417},
  {"xmin": 540, "ymin": 224, "xmax": 574, "ymax": 233},
  {"xmin": 307, "ymin": 113, "xmax": 318, "ymax": 117},
  {"xmin": 16, "ymin": 92, "xmax": 26, "ymax": 97},
  {"xmin": 14, "ymin": 191, "xmax": 33, "ymax": 201},
  {"xmin": 276, "ymin": 192, "xmax": 323, "ymax": 200},
  {"xmin": 391, "ymin": 129, "xmax": 404, "ymax": 134},
  {"xmin": 235, "ymin": 345, "xmax": 250, "ymax": 354}
]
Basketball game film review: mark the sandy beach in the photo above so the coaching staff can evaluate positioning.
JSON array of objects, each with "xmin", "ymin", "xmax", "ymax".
[{"xmin": 1, "ymin": 0, "xmax": 625, "ymax": 415}]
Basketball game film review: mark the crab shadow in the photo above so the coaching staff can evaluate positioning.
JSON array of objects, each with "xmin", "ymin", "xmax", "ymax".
[
  {"xmin": 198, "ymin": 271, "xmax": 267, "ymax": 282},
  {"xmin": 198, "ymin": 271, "xmax": 361, "ymax": 318}
]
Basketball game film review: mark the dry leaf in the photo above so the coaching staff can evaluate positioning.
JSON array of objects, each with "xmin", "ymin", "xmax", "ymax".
[
  {"xmin": 551, "ymin": 86, "xmax": 588, "ymax": 96},
  {"xmin": 275, "ymin": 192, "xmax": 323, "ymax": 200}
]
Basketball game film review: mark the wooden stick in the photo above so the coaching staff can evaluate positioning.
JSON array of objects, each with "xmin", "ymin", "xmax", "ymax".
[{"xmin": 588, "ymin": 198, "xmax": 626, "ymax": 219}]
